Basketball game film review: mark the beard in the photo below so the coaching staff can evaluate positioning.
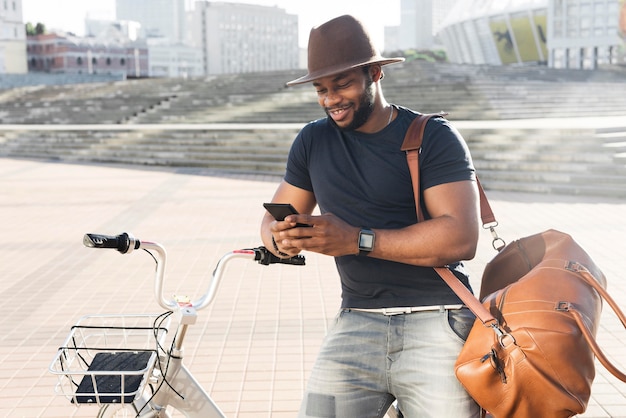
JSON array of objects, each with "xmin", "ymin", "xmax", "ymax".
[{"xmin": 326, "ymin": 79, "xmax": 375, "ymax": 132}]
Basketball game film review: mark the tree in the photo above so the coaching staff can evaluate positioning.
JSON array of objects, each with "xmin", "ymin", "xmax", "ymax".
[
  {"xmin": 25, "ymin": 22, "xmax": 35, "ymax": 36},
  {"xmin": 25, "ymin": 22, "xmax": 46, "ymax": 36}
]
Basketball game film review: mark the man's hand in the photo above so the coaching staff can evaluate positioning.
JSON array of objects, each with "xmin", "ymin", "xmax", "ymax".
[{"xmin": 276, "ymin": 213, "xmax": 360, "ymax": 257}]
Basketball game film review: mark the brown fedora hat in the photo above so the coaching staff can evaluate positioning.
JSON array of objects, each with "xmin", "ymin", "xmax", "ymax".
[{"xmin": 286, "ymin": 15, "xmax": 404, "ymax": 86}]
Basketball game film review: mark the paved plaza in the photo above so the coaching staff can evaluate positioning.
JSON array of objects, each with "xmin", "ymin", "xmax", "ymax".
[{"xmin": 1, "ymin": 156, "xmax": 625, "ymax": 417}]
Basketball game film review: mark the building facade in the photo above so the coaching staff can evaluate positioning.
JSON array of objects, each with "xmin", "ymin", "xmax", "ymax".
[
  {"xmin": 398, "ymin": 0, "xmax": 433, "ymax": 50},
  {"xmin": 147, "ymin": 38, "xmax": 204, "ymax": 77},
  {"xmin": 27, "ymin": 34, "xmax": 149, "ymax": 77},
  {"xmin": 385, "ymin": 0, "xmax": 458, "ymax": 52},
  {"xmin": 191, "ymin": 1, "xmax": 299, "ymax": 75},
  {"xmin": 116, "ymin": 0, "xmax": 186, "ymax": 43},
  {"xmin": 438, "ymin": 0, "xmax": 623, "ymax": 68},
  {"xmin": 1, "ymin": 0, "xmax": 27, "ymax": 73},
  {"xmin": 548, "ymin": 0, "xmax": 622, "ymax": 68}
]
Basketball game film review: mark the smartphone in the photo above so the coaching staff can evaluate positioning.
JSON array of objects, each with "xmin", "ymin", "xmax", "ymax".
[{"xmin": 263, "ymin": 203, "xmax": 311, "ymax": 227}]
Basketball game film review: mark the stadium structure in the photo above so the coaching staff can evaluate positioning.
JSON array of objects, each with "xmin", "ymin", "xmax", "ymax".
[{"xmin": 438, "ymin": 0, "xmax": 625, "ymax": 69}]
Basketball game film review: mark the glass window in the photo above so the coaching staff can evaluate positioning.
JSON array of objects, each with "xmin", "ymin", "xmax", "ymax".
[{"xmin": 554, "ymin": 18, "xmax": 564, "ymax": 37}]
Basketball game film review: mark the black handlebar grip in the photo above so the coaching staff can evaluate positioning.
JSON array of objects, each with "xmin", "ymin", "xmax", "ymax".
[
  {"xmin": 83, "ymin": 232, "xmax": 139, "ymax": 254},
  {"xmin": 254, "ymin": 246, "xmax": 305, "ymax": 266},
  {"xmin": 281, "ymin": 254, "xmax": 306, "ymax": 265}
]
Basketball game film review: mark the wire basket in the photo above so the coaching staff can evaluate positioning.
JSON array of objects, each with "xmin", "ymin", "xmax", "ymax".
[{"xmin": 49, "ymin": 313, "xmax": 171, "ymax": 405}]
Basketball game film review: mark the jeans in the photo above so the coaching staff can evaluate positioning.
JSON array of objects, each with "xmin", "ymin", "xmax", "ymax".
[{"xmin": 298, "ymin": 307, "xmax": 480, "ymax": 418}]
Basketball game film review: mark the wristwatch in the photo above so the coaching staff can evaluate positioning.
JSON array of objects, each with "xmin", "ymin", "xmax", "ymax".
[{"xmin": 358, "ymin": 228, "xmax": 375, "ymax": 256}]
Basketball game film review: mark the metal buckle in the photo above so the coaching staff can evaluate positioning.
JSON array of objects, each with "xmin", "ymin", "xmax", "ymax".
[
  {"xmin": 556, "ymin": 301, "xmax": 571, "ymax": 311},
  {"xmin": 484, "ymin": 222, "xmax": 506, "ymax": 251},
  {"xmin": 565, "ymin": 260, "xmax": 584, "ymax": 272}
]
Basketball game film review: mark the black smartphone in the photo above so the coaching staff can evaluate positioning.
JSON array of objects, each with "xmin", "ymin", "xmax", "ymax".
[{"xmin": 263, "ymin": 203, "xmax": 311, "ymax": 227}]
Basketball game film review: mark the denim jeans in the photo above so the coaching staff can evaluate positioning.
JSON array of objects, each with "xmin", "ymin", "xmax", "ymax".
[{"xmin": 298, "ymin": 307, "xmax": 480, "ymax": 418}]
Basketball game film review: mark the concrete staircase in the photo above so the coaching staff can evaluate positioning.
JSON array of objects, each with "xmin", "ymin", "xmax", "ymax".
[
  {"xmin": 1, "ymin": 121, "xmax": 625, "ymax": 198},
  {"xmin": 2, "ymin": 62, "xmax": 625, "ymax": 125},
  {"xmin": 1, "ymin": 61, "xmax": 625, "ymax": 198},
  {"xmin": 0, "ymin": 126, "xmax": 300, "ymax": 176},
  {"xmin": 460, "ymin": 124, "xmax": 626, "ymax": 198}
]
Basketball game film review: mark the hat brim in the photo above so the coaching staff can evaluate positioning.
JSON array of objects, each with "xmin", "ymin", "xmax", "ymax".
[{"xmin": 286, "ymin": 57, "xmax": 405, "ymax": 86}]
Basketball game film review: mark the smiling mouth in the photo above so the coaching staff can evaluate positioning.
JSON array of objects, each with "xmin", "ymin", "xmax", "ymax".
[{"xmin": 327, "ymin": 105, "xmax": 352, "ymax": 120}]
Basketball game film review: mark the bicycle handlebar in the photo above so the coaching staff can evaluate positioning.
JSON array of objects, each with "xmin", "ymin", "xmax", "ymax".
[
  {"xmin": 83, "ymin": 232, "xmax": 305, "ymax": 310},
  {"xmin": 84, "ymin": 232, "xmax": 140, "ymax": 253}
]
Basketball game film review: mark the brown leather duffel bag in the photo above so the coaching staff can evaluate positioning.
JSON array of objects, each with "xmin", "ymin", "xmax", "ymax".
[{"xmin": 455, "ymin": 229, "xmax": 626, "ymax": 418}]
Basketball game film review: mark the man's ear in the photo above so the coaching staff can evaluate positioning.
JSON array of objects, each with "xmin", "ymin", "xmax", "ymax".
[{"xmin": 370, "ymin": 64, "xmax": 384, "ymax": 82}]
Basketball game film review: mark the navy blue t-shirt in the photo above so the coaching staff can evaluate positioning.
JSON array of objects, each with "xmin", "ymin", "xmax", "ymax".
[{"xmin": 285, "ymin": 106, "xmax": 476, "ymax": 308}]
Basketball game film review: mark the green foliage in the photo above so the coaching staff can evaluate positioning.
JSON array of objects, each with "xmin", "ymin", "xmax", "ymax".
[
  {"xmin": 25, "ymin": 22, "xmax": 46, "ymax": 36},
  {"xmin": 383, "ymin": 48, "xmax": 448, "ymax": 63}
]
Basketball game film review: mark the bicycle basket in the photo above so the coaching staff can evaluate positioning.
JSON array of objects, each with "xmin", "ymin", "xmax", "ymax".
[{"xmin": 49, "ymin": 313, "xmax": 171, "ymax": 405}]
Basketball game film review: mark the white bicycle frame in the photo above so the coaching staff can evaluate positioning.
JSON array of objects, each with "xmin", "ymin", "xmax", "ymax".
[{"xmin": 128, "ymin": 360, "xmax": 225, "ymax": 418}]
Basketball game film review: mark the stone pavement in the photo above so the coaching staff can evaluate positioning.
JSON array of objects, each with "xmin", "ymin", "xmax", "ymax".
[{"xmin": 1, "ymin": 157, "xmax": 625, "ymax": 417}]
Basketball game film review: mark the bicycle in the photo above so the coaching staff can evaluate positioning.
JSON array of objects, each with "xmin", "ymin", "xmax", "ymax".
[{"xmin": 49, "ymin": 232, "xmax": 306, "ymax": 418}]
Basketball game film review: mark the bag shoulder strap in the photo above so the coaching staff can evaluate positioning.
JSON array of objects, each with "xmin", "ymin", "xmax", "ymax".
[
  {"xmin": 402, "ymin": 112, "xmax": 497, "ymax": 325},
  {"xmin": 401, "ymin": 112, "xmax": 497, "ymax": 226}
]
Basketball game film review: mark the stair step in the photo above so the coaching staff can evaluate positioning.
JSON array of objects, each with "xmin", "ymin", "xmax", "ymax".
[{"xmin": 482, "ymin": 180, "xmax": 626, "ymax": 199}]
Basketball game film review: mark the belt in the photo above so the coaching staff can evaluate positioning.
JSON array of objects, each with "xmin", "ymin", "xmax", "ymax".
[{"xmin": 350, "ymin": 305, "xmax": 464, "ymax": 316}]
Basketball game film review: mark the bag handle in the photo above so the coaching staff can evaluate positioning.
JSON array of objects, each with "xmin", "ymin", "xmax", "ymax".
[
  {"xmin": 563, "ymin": 261, "xmax": 626, "ymax": 382},
  {"xmin": 402, "ymin": 113, "xmax": 499, "ymax": 327}
]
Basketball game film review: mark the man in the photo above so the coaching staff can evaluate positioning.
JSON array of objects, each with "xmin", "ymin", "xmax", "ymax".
[{"xmin": 260, "ymin": 15, "xmax": 480, "ymax": 418}]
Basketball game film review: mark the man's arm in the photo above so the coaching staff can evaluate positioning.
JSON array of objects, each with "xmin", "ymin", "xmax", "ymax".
[
  {"xmin": 278, "ymin": 179, "xmax": 480, "ymax": 267},
  {"xmin": 372, "ymin": 179, "xmax": 480, "ymax": 266}
]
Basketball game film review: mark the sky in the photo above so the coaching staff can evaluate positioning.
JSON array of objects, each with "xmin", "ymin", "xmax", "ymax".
[{"xmin": 21, "ymin": 0, "xmax": 401, "ymax": 49}]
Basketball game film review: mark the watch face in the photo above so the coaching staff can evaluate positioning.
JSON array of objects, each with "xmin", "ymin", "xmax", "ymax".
[{"xmin": 359, "ymin": 231, "xmax": 374, "ymax": 250}]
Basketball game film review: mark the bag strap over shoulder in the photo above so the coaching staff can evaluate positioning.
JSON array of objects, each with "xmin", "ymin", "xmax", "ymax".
[
  {"xmin": 402, "ymin": 112, "xmax": 498, "ymax": 326},
  {"xmin": 401, "ymin": 112, "xmax": 497, "ymax": 227}
]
